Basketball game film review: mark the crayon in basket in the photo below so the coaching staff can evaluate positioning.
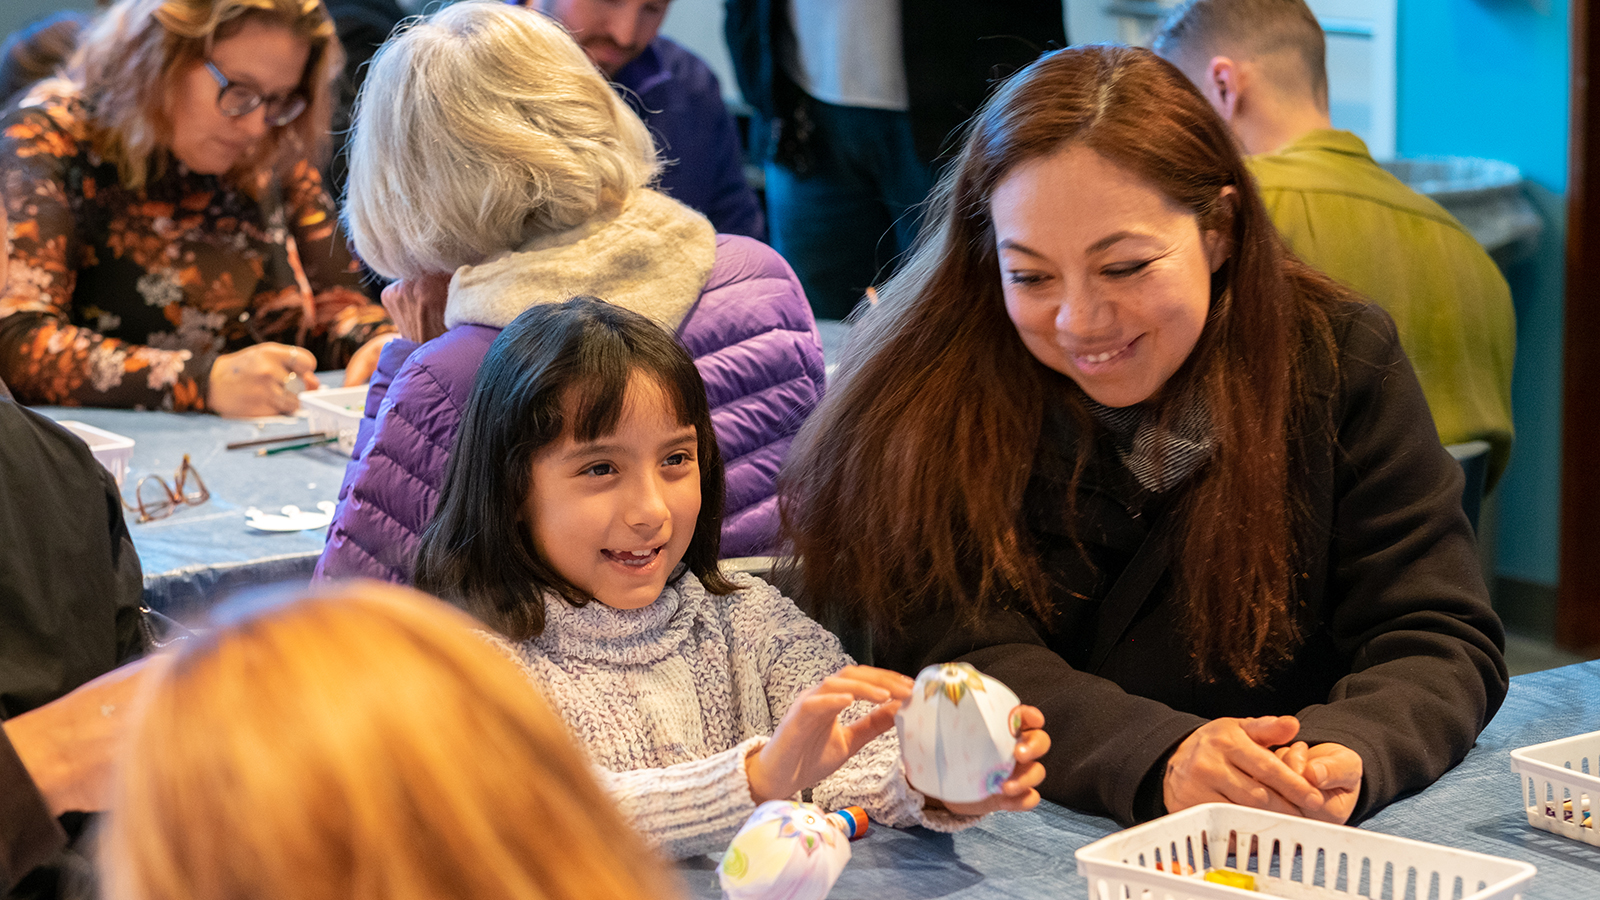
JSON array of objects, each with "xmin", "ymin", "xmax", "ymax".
[{"xmin": 1545, "ymin": 796, "xmax": 1594, "ymax": 828}]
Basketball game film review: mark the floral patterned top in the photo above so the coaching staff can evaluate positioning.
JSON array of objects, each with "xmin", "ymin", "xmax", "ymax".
[{"xmin": 0, "ymin": 86, "xmax": 391, "ymax": 411}]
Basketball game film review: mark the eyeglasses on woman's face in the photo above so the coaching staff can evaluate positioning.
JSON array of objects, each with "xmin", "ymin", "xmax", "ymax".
[
  {"xmin": 121, "ymin": 454, "xmax": 211, "ymax": 524},
  {"xmin": 204, "ymin": 60, "xmax": 307, "ymax": 128}
]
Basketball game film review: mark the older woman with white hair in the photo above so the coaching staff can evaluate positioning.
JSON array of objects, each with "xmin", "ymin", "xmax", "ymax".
[{"xmin": 315, "ymin": 0, "xmax": 821, "ymax": 582}]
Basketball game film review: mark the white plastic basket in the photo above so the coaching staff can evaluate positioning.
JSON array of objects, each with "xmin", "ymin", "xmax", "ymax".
[
  {"xmin": 1510, "ymin": 729, "xmax": 1599, "ymax": 848},
  {"xmin": 298, "ymin": 386, "xmax": 368, "ymax": 456},
  {"xmin": 1075, "ymin": 804, "xmax": 1535, "ymax": 900},
  {"xmin": 56, "ymin": 420, "xmax": 135, "ymax": 486}
]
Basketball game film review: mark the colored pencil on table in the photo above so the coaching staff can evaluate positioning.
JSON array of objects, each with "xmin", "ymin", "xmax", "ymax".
[
  {"xmin": 257, "ymin": 435, "xmax": 340, "ymax": 456},
  {"xmin": 228, "ymin": 431, "xmax": 332, "ymax": 450}
]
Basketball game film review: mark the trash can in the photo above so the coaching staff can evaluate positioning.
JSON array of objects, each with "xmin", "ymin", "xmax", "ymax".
[{"xmin": 1380, "ymin": 157, "xmax": 1543, "ymax": 270}]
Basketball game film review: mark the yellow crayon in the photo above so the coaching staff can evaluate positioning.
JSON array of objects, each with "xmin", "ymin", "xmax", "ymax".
[{"xmin": 1203, "ymin": 869, "xmax": 1258, "ymax": 891}]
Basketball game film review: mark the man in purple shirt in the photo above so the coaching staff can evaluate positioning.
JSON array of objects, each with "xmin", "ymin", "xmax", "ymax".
[{"xmin": 521, "ymin": 0, "xmax": 766, "ymax": 239}]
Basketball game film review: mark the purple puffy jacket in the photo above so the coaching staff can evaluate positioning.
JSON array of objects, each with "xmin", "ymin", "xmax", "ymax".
[{"xmin": 314, "ymin": 235, "xmax": 823, "ymax": 582}]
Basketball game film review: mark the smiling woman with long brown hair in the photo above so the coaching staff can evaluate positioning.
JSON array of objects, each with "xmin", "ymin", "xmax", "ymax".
[
  {"xmin": 0, "ymin": 0, "xmax": 394, "ymax": 417},
  {"xmin": 780, "ymin": 44, "xmax": 1507, "ymax": 829}
]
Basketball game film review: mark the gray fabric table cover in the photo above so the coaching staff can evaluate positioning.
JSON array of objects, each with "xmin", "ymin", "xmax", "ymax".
[
  {"xmin": 683, "ymin": 660, "xmax": 1600, "ymax": 899},
  {"xmin": 37, "ymin": 405, "xmax": 352, "ymax": 620}
]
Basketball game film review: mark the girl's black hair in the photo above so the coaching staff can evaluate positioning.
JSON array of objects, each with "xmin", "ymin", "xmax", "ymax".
[{"xmin": 415, "ymin": 297, "xmax": 734, "ymax": 640}]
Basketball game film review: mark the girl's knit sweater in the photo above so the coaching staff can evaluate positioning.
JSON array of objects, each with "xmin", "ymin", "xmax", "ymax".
[{"xmin": 504, "ymin": 572, "xmax": 976, "ymax": 859}]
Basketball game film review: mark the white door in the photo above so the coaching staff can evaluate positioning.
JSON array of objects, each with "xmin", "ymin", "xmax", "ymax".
[{"xmin": 1308, "ymin": 0, "xmax": 1396, "ymax": 159}]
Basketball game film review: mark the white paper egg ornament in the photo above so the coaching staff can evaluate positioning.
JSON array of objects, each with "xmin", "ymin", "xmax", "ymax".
[
  {"xmin": 895, "ymin": 662, "xmax": 1023, "ymax": 804},
  {"xmin": 716, "ymin": 801, "xmax": 857, "ymax": 900}
]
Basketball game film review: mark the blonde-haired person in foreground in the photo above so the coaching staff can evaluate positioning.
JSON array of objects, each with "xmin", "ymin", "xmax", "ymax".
[
  {"xmin": 102, "ymin": 581, "xmax": 677, "ymax": 900},
  {"xmin": 315, "ymin": 0, "xmax": 821, "ymax": 582},
  {"xmin": 0, "ymin": 0, "xmax": 397, "ymax": 417}
]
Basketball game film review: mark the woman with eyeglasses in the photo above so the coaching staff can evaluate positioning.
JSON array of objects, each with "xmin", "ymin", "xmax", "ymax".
[{"xmin": 0, "ymin": 0, "xmax": 395, "ymax": 417}]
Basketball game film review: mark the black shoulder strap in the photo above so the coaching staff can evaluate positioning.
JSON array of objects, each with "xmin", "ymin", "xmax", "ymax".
[{"xmin": 1087, "ymin": 511, "xmax": 1175, "ymax": 675}]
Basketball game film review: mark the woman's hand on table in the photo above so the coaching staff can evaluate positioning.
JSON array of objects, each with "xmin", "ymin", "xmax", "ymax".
[
  {"xmin": 342, "ymin": 333, "xmax": 400, "ymax": 386},
  {"xmin": 1163, "ymin": 715, "xmax": 1325, "ymax": 817},
  {"xmin": 746, "ymin": 666, "xmax": 912, "ymax": 804},
  {"xmin": 208, "ymin": 343, "xmax": 319, "ymax": 418},
  {"xmin": 380, "ymin": 272, "xmax": 451, "ymax": 344},
  {"xmin": 927, "ymin": 705, "xmax": 1050, "ymax": 816},
  {"xmin": 1275, "ymin": 740, "xmax": 1362, "ymax": 824}
]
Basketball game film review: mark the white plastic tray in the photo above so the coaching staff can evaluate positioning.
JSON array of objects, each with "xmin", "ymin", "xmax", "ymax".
[
  {"xmin": 1076, "ymin": 804, "xmax": 1535, "ymax": 900},
  {"xmin": 56, "ymin": 420, "xmax": 135, "ymax": 486},
  {"xmin": 1510, "ymin": 729, "xmax": 1599, "ymax": 848},
  {"xmin": 298, "ymin": 385, "xmax": 368, "ymax": 456}
]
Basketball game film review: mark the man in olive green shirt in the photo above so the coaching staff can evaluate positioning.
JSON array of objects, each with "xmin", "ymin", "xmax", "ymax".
[{"xmin": 1153, "ymin": 0, "xmax": 1515, "ymax": 485}]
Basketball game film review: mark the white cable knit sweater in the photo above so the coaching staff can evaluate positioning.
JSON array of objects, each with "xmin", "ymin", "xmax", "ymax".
[{"xmin": 502, "ymin": 572, "xmax": 976, "ymax": 859}]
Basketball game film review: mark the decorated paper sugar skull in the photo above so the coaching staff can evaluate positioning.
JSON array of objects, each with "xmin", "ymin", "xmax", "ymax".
[
  {"xmin": 895, "ymin": 662, "xmax": 1022, "ymax": 804},
  {"xmin": 717, "ymin": 801, "xmax": 853, "ymax": 900}
]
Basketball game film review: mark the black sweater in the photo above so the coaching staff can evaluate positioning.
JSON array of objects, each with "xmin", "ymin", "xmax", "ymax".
[{"xmin": 0, "ymin": 394, "xmax": 144, "ymax": 897}]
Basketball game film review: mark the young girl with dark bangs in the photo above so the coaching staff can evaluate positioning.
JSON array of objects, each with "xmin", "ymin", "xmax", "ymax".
[{"xmin": 413, "ymin": 297, "xmax": 1051, "ymax": 859}]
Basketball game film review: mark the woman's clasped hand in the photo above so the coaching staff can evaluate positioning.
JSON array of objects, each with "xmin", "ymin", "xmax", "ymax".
[{"xmin": 1163, "ymin": 716, "xmax": 1362, "ymax": 824}]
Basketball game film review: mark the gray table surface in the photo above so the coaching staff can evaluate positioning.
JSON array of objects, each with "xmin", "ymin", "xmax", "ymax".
[
  {"xmin": 38, "ymin": 404, "xmax": 353, "ymax": 619},
  {"xmin": 683, "ymin": 660, "xmax": 1600, "ymax": 899}
]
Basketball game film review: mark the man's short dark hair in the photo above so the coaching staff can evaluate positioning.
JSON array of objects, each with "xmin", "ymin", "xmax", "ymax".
[{"xmin": 1152, "ymin": 0, "xmax": 1328, "ymax": 109}]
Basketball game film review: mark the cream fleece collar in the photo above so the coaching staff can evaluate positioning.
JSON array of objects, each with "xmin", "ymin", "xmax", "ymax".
[{"xmin": 444, "ymin": 189, "xmax": 718, "ymax": 331}]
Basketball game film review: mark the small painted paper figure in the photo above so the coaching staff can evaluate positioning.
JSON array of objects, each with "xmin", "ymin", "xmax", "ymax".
[
  {"xmin": 717, "ymin": 801, "xmax": 856, "ymax": 900},
  {"xmin": 895, "ymin": 662, "xmax": 1022, "ymax": 804}
]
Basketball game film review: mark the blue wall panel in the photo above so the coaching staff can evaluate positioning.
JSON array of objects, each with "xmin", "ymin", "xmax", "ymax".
[{"xmin": 1398, "ymin": 0, "xmax": 1569, "ymax": 585}]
